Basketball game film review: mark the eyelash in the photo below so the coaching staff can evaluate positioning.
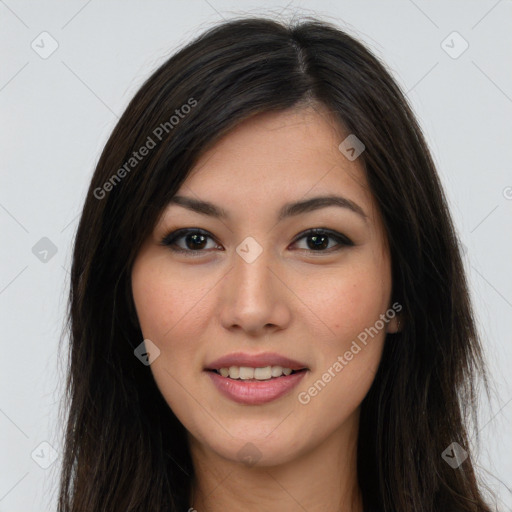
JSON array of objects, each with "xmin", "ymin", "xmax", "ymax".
[{"xmin": 159, "ymin": 228, "xmax": 354, "ymax": 256}]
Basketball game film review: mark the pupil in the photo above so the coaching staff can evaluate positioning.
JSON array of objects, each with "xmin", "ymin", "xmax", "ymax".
[
  {"xmin": 187, "ymin": 233, "xmax": 207, "ymax": 250},
  {"xmin": 308, "ymin": 234, "xmax": 328, "ymax": 250}
]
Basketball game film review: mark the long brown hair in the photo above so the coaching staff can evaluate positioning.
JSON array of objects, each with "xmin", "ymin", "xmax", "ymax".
[{"xmin": 57, "ymin": 15, "xmax": 493, "ymax": 511}]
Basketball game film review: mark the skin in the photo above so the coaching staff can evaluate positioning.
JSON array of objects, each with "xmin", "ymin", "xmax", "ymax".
[{"xmin": 131, "ymin": 104, "xmax": 401, "ymax": 512}]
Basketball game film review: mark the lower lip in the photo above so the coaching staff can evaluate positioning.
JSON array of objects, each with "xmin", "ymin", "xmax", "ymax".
[{"xmin": 206, "ymin": 369, "xmax": 307, "ymax": 405}]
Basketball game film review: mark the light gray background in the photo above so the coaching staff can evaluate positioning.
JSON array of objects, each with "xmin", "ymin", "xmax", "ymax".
[{"xmin": 1, "ymin": 1, "xmax": 511, "ymax": 510}]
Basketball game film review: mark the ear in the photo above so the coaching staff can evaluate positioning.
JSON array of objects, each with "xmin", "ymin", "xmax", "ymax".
[{"xmin": 386, "ymin": 313, "xmax": 402, "ymax": 334}]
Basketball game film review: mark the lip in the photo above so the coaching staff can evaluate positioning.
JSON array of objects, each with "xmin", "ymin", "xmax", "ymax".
[
  {"xmin": 206, "ymin": 369, "xmax": 308, "ymax": 405},
  {"xmin": 205, "ymin": 352, "xmax": 308, "ymax": 371}
]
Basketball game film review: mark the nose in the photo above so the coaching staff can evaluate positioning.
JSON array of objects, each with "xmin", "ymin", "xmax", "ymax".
[{"xmin": 218, "ymin": 244, "xmax": 292, "ymax": 336}]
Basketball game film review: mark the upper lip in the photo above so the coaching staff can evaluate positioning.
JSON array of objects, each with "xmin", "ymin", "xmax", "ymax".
[{"xmin": 205, "ymin": 352, "xmax": 308, "ymax": 371}]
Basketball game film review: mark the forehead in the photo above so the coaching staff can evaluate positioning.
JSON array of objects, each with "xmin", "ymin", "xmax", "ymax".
[{"xmin": 175, "ymin": 106, "xmax": 375, "ymax": 220}]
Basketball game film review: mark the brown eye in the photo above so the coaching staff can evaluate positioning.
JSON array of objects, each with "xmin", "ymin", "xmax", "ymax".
[
  {"xmin": 160, "ymin": 229, "xmax": 221, "ymax": 255},
  {"xmin": 292, "ymin": 228, "xmax": 354, "ymax": 252}
]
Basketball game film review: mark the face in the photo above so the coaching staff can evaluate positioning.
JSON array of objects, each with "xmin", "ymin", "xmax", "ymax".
[{"xmin": 131, "ymin": 105, "xmax": 398, "ymax": 467}]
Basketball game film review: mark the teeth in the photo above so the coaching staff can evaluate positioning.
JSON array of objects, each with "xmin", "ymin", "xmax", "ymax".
[
  {"xmin": 239, "ymin": 367, "xmax": 254, "ymax": 380},
  {"xmin": 254, "ymin": 367, "xmax": 271, "ymax": 380},
  {"xmin": 271, "ymin": 366, "xmax": 283, "ymax": 377},
  {"xmin": 216, "ymin": 365, "xmax": 296, "ymax": 380}
]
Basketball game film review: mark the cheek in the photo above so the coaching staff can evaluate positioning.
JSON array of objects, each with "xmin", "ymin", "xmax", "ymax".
[
  {"xmin": 131, "ymin": 256, "xmax": 213, "ymax": 366},
  {"xmin": 295, "ymin": 272, "xmax": 389, "ymax": 432},
  {"xmin": 296, "ymin": 253, "xmax": 391, "ymax": 345},
  {"xmin": 131, "ymin": 257, "xmax": 213, "ymax": 417},
  {"xmin": 294, "ymin": 252, "xmax": 390, "ymax": 403}
]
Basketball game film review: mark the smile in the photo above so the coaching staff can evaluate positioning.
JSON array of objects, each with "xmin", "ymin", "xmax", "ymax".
[
  {"xmin": 205, "ymin": 367, "xmax": 308, "ymax": 405},
  {"xmin": 214, "ymin": 365, "xmax": 298, "ymax": 380}
]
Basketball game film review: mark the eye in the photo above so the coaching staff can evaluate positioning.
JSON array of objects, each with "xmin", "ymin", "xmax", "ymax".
[
  {"xmin": 160, "ymin": 227, "xmax": 354, "ymax": 256},
  {"xmin": 160, "ymin": 228, "xmax": 221, "ymax": 255},
  {"xmin": 291, "ymin": 228, "xmax": 354, "ymax": 252}
]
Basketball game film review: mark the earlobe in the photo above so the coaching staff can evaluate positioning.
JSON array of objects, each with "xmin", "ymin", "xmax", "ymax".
[{"xmin": 386, "ymin": 314, "xmax": 402, "ymax": 334}]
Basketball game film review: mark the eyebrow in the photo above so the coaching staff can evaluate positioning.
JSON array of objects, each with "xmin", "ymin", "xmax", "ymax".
[{"xmin": 167, "ymin": 194, "xmax": 368, "ymax": 223}]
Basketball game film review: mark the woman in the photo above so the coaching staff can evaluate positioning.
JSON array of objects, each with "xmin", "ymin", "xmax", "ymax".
[{"xmin": 58, "ymin": 15, "xmax": 493, "ymax": 512}]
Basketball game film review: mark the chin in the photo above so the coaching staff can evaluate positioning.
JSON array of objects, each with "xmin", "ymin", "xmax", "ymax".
[
  {"xmin": 222, "ymin": 439, "xmax": 303, "ymax": 468},
  {"xmin": 189, "ymin": 424, "xmax": 307, "ymax": 468}
]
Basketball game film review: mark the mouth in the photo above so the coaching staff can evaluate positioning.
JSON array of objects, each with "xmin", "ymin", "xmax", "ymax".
[
  {"xmin": 205, "ymin": 351, "xmax": 309, "ymax": 375},
  {"xmin": 205, "ymin": 368, "xmax": 308, "ymax": 405},
  {"xmin": 205, "ymin": 366, "xmax": 307, "ymax": 381},
  {"xmin": 204, "ymin": 352, "xmax": 310, "ymax": 404}
]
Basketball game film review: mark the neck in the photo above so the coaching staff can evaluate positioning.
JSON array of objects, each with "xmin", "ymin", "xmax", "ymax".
[{"xmin": 187, "ymin": 413, "xmax": 363, "ymax": 512}]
